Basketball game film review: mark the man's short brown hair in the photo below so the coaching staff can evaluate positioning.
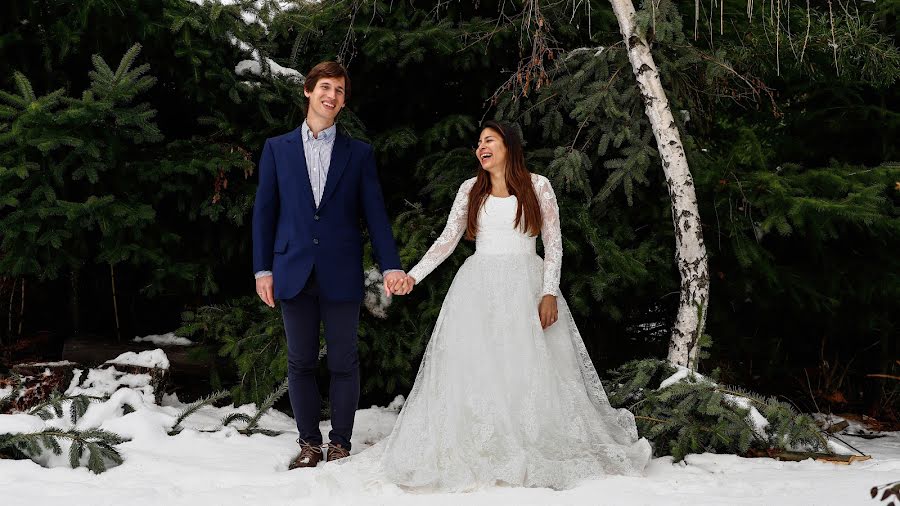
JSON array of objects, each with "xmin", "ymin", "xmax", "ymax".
[{"xmin": 304, "ymin": 61, "xmax": 351, "ymax": 100}]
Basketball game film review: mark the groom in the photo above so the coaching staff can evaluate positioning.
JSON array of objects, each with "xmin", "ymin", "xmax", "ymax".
[{"xmin": 252, "ymin": 61, "xmax": 406, "ymax": 469}]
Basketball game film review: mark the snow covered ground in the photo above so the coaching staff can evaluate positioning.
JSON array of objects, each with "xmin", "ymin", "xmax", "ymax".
[
  {"xmin": 1, "ymin": 352, "xmax": 897, "ymax": 505},
  {"xmin": 133, "ymin": 332, "xmax": 193, "ymax": 346}
]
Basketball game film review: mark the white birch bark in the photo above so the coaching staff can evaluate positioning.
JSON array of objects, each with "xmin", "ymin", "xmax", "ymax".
[{"xmin": 608, "ymin": 0, "xmax": 710, "ymax": 368}]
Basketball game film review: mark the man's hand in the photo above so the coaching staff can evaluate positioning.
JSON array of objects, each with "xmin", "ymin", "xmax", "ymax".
[
  {"xmin": 383, "ymin": 271, "xmax": 406, "ymax": 296},
  {"xmin": 538, "ymin": 294, "xmax": 558, "ymax": 329},
  {"xmin": 256, "ymin": 275, "xmax": 275, "ymax": 308}
]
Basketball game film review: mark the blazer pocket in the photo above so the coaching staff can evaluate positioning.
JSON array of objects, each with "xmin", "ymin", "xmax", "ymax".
[{"xmin": 273, "ymin": 237, "xmax": 289, "ymax": 254}]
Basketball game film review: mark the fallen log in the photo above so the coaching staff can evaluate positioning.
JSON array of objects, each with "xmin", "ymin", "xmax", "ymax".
[{"xmin": 745, "ymin": 448, "xmax": 872, "ymax": 465}]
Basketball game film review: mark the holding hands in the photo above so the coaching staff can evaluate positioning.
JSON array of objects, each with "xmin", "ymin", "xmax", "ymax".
[{"xmin": 384, "ymin": 272, "xmax": 416, "ymax": 296}]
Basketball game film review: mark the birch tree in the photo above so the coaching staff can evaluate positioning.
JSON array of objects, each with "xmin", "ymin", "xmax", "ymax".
[{"xmin": 606, "ymin": 0, "xmax": 709, "ymax": 368}]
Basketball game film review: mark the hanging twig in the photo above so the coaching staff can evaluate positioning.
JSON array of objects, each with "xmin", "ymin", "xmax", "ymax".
[
  {"xmin": 720, "ymin": 0, "xmax": 724, "ymax": 35},
  {"xmin": 868, "ymin": 373, "xmax": 900, "ymax": 381},
  {"xmin": 826, "ymin": 0, "xmax": 840, "ymax": 75},
  {"xmin": 7, "ymin": 277, "xmax": 15, "ymax": 338},
  {"xmin": 800, "ymin": 0, "xmax": 811, "ymax": 62},
  {"xmin": 694, "ymin": 0, "xmax": 700, "ymax": 40},
  {"xmin": 776, "ymin": 0, "xmax": 781, "ymax": 76},
  {"xmin": 110, "ymin": 264, "xmax": 121, "ymax": 342},
  {"xmin": 336, "ymin": 0, "xmax": 362, "ymax": 66},
  {"xmin": 0, "ymin": 278, "xmax": 6, "ymax": 346},
  {"xmin": 17, "ymin": 278, "xmax": 25, "ymax": 336}
]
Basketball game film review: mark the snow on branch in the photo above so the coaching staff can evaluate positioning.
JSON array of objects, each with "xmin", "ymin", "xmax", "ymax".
[{"xmin": 187, "ymin": 0, "xmax": 307, "ymax": 82}]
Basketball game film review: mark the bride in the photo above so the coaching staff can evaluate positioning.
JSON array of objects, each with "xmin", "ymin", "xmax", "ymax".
[{"xmin": 353, "ymin": 121, "xmax": 651, "ymax": 491}]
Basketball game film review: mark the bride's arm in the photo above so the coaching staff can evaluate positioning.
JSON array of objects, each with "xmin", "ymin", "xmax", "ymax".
[
  {"xmin": 407, "ymin": 178, "xmax": 475, "ymax": 284},
  {"xmin": 536, "ymin": 175, "xmax": 562, "ymax": 296}
]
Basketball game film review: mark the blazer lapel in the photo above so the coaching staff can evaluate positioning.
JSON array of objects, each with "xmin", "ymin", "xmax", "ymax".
[
  {"xmin": 289, "ymin": 127, "xmax": 316, "ymax": 210},
  {"xmin": 318, "ymin": 132, "xmax": 350, "ymax": 210}
]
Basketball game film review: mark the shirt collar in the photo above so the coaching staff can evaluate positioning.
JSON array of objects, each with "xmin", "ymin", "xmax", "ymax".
[{"xmin": 301, "ymin": 121, "xmax": 336, "ymax": 142}]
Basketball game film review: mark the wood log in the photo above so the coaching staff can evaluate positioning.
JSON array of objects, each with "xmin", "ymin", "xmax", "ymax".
[{"xmin": 745, "ymin": 448, "xmax": 872, "ymax": 464}]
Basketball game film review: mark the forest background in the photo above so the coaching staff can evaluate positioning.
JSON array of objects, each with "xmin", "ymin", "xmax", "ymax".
[{"xmin": 0, "ymin": 0, "xmax": 897, "ymax": 424}]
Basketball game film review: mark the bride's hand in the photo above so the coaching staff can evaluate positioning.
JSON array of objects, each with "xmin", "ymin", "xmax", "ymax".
[
  {"xmin": 395, "ymin": 275, "xmax": 416, "ymax": 295},
  {"xmin": 538, "ymin": 295, "xmax": 558, "ymax": 329}
]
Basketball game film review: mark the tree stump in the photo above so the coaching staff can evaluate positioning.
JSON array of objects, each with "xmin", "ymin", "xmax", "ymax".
[{"xmin": 0, "ymin": 361, "xmax": 79, "ymax": 413}]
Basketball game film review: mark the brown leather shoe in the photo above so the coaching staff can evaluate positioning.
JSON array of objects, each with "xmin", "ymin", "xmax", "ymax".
[
  {"xmin": 325, "ymin": 442, "xmax": 350, "ymax": 462},
  {"xmin": 289, "ymin": 440, "xmax": 323, "ymax": 469}
]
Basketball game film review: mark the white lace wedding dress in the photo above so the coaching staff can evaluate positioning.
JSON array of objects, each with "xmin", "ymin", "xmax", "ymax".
[{"xmin": 349, "ymin": 174, "xmax": 651, "ymax": 491}]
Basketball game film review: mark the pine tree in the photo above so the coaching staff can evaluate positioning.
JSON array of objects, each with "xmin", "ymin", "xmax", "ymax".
[{"xmin": 177, "ymin": 296, "xmax": 289, "ymax": 405}]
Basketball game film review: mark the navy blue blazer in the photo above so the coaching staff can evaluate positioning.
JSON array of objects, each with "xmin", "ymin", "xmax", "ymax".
[{"xmin": 251, "ymin": 127, "xmax": 402, "ymax": 301}]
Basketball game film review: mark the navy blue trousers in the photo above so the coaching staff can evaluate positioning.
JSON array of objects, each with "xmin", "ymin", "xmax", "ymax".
[{"xmin": 280, "ymin": 270, "xmax": 360, "ymax": 449}]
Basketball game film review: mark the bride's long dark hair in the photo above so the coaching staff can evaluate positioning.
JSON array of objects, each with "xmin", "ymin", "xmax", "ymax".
[{"xmin": 464, "ymin": 121, "xmax": 542, "ymax": 240}]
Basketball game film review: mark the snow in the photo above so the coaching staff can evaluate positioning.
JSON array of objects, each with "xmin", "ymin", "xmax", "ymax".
[
  {"xmin": 363, "ymin": 266, "xmax": 392, "ymax": 318},
  {"xmin": 2, "ymin": 351, "xmax": 898, "ymax": 505},
  {"xmin": 133, "ymin": 332, "xmax": 193, "ymax": 346},
  {"xmin": 235, "ymin": 57, "xmax": 303, "ymax": 82},
  {"xmin": 565, "ymin": 46, "xmax": 606, "ymax": 59},
  {"xmin": 0, "ymin": 413, "xmax": 45, "ymax": 434},
  {"xmin": 14, "ymin": 360, "xmax": 75, "ymax": 367},
  {"xmin": 187, "ymin": 0, "xmax": 305, "ymax": 82},
  {"xmin": 660, "ymin": 367, "xmax": 771, "ymax": 437},
  {"xmin": 723, "ymin": 394, "xmax": 770, "ymax": 437},
  {"xmin": 1, "ymin": 395, "xmax": 896, "ymax": 505},
  {"xmin": 66, "ymin": 367, "xmax": 156, "ymax": 403},
  {"xmin": 385, "ymin": 394, "xmax": 405, "ymax": 411},
  {"xmin": 658, "ymin": 365, "xmax": 712, "ymax": 389},
  {"xmin": 105, "ymin": 349, "xmax": 170, "ymax": 370},
  {"xmin": 185, "ymin": 0, "xmax": 303, "ymax": 18}
]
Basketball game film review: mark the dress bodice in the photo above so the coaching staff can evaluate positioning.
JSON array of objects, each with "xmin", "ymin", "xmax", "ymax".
[
  {"xmin": 407, "ymin": 174, "xmax": 562, "ymax": 296},
  {"xmin": 475, "ymin": 196, "xmax": 537, "ymax": 256}
]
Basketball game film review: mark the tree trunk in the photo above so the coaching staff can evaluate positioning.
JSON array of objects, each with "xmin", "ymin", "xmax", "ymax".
[{"xmin": 607, "ymin": 0, "xmax": 710, "ymax": 368}]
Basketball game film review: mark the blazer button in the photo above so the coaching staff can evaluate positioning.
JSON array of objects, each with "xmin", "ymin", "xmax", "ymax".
[
  {"xmin": 314, "ymin": 215, "xmax": 320, "ymax": 221},
  {"xmin": 313, "ymin": 238, "xmax": 319, "ymax": 245}
]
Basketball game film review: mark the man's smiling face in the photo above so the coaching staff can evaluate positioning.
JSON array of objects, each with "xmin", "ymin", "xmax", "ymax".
[{"xmin": 304, "ymin": 76, "xmax": 346, "ymax": 123}]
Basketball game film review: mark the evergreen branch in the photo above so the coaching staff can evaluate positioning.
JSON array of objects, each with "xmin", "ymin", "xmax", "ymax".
[
  {"xmin": 0, "ymin": 428, "xmax": 128, "ymax": 474},
  {"xmin": 221, "ymin": 412, "xmax": 252, "ymax": 427},
  {"xmin": 242, "ymin": 377, "xmax": 288, "ymax": 432},
  {"xmin": 170, "ymin": 389, "xmax": 230, "ymax": 434},
  {"xmin": 12, "ymin": 72, "xmax": 36, "ymax": 102},
  {"xmin": 605, "ymin": 359, "xmax": 827, "ymax": 460},
  {"xmin": 114, "ymin": 43, "xmax": 143, "ymax": 81},
  {"xmin": 27, "ymin": 393, "xmax": 105, "ymax": 421}
]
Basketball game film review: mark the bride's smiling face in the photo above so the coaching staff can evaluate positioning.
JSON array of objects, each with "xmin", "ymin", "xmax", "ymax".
[{"xmin": 476, "ymin": 128, "xmax": 507, "ymax": 173}]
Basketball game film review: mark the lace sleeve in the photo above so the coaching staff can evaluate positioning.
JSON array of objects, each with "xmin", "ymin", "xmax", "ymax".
[
  {"xmin": 536, "ymin": 175, "xmax": 562, "ymax": 296},
  {"xmin": 408, "ymin": 178, "xmax": 475, "ymax": 284}
]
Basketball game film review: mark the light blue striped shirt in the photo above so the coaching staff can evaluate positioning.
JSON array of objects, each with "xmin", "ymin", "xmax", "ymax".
[{"xmin": 301, "ymin": 120, "xmax": 337, "ymax": 208}]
